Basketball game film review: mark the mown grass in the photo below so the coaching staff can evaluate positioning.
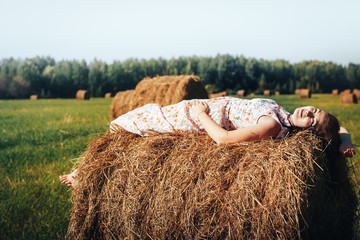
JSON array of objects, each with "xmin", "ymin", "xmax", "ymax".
[
  {"xmin": 0, "ymin": 95, "xmax": 359, "ymax": 239},
  {"xmin": 0, "ymin": 98, "xmax": 112, "ymax": 239}
]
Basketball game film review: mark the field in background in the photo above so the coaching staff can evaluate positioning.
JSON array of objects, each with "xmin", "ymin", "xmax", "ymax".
[{"xmin": 0, "ymin": 95, "xmax": 359, "ymax": 239}]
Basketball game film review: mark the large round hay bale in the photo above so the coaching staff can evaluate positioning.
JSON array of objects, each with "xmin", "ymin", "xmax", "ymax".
[
  {"xmin": 105, "ymin": 93, "xmax": 112, "ymax": 99},
  {"xmin": 30, "ymin": 95, "xmax": 38, "ymax": 100},
  {"xmin": 76, "ymin": 90, "xmax": 90, "ymax": 100},
  {"xmin": 343, "ymin": 89, "xmax": 351, "ymax": 94},
  {"xmin": 332, "ymin": 89, "xmax": 339, "ymax": 95},
  {"xmin": 300, "ymin": 89, "xmax": 311, "ymax": 98},
  {"xmin": 353, "ymin": 89, "xmax": 360, "ymax": 100},
  {"xmin": 340, "ymin": 93, "xmax": 358, "ymax": 104},
  {"xmin": 66, "ymin": 130, "xmax": 356, "ymax": 240},
  {"xmin": 131, "ymin": 75, "xmax": 209, "ymax": 110},
  {"xmin": 295, "ymin": 89, "xmax": 301, "ymax": 95},
  {"xmin": 264, "ymin": 90, "xmax": 271, "ymax": 96},
  {"xmin": 236, "ymin": 90, "xmax": 246, "ymax": 97},
  {"xmin": 209, "ymin": 91, "xmax": 227, "ymax": 99},
  {"xmin": 110, "ymin": 90, "xmax": 135, "ymax": 118}
]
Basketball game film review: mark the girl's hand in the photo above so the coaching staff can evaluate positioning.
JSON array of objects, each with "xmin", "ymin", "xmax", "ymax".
[
  {"xmin": 339, "ymin": 142, "xmax": 356, "ymax": 158},
  {"xmin": 338, "ymin": 127, "xmax": 355, "ymax": 158},
  {"xmin": 190, "ymin": 102, "xmax": 209, "ymax": 118}
]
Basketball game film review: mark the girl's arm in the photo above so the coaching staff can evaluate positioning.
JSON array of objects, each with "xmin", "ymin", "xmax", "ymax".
[
  {"xmin": 339, "ymin": 127, "xmax": 356, "ymax": 158},
  {"xmin": 190, "ymin": 102, "xmax": 280, "ymax": 145}
]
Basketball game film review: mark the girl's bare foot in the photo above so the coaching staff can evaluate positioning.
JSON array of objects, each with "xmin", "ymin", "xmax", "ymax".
[{"xmin": 59, "ymin": 171, "xmax": 76, "ymax": 187}]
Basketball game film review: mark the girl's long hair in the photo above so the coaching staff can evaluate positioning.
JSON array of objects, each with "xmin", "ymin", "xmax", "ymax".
[
  {"xmin": 314, "ymin": 112, "xmax": 341, "ymax": 182},
  {"xmin": 289, "ymin": 112, "xmax": 340, "ymax": 181}
]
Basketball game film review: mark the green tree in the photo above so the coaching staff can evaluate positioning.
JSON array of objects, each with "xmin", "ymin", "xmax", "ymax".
[
  {"xmin": 245, "ymin": 58, "xmax": 259, "ymax": 91},
  {"xmin": 258, "ymin": 73, "xmax": 267, "ymax": 90},
  {"xmin": 50, "ymin": 61, "xmax": 76, "ymax": 97},
  {"xmin": 346, "ymin": 63, "xmax": 360, "ymax": 89},
  {"xmin": 89, "ymin": 60, "xmax": 107, "ymax": 97},
  {"xmin": 9, "ymin": 76, "xmax": 30, "ymax": 98}
]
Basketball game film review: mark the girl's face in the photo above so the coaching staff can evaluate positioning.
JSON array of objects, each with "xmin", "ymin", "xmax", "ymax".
[{"xmin": 290, "ymin": 106, "xmax": 326, "ymax": 129}]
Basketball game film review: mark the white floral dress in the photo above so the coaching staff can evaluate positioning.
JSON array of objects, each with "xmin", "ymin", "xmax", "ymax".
[{"xmin": 110, "ymin": 97, "xmax": 292, "ymax": 139}]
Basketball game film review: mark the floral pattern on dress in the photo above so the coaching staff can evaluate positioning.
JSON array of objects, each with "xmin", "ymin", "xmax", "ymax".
[{"xmin": 110, "ymin": 97, "xmax": 291, "ymax": 139}]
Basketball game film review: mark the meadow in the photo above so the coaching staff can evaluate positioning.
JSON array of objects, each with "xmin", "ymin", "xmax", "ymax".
[{"xmin": 0, "ymin": 94, "xmax": 359, "ymax": 239}]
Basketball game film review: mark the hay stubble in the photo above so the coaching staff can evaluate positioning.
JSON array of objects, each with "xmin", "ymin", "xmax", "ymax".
[{"xmin": 67, "ymin": 130, "xmax": 356, "ymax": 239}]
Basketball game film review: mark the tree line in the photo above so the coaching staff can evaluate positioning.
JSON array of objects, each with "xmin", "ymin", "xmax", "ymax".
[{"xmin": 0, "ymin": 55, "xmax": 359, "ymax": 99}]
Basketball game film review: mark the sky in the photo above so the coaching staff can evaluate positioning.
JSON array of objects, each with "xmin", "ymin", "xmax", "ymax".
[{"xmin": 0, "ymin": 0, "xmax": 359, "ymax": 65}]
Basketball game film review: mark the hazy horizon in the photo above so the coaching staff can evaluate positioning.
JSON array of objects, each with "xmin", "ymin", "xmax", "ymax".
[{"xmin": 1, "ymin": 0, "xmax": 359, "ymax": 66}]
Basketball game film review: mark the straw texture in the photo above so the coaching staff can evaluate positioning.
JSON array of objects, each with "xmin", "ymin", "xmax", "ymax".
[
  {"xmin": 110, "ymin": 75, "xmax": 208, "ymax": 118},
  {"xmin": 76, "ymin": 90, "xmax": 90, "ymax": 100},
  {"xmin": 66, "ymin": 130, "xmax": 357, "ymax": 240},
  {"xmin": 110, "ymin": 90, "xmax": 135, "ymax": 118},
  {"xmin": 341, "ymin": 92, "xmax": 358, "ymax": 104}
]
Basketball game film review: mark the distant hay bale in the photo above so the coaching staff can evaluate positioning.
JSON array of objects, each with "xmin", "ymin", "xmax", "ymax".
[
  {"xmin": 295, "ymin": 89, "xmax": 301, "ymax": 95},
  {"xmin": 110, "ymin": 75, "xmax": 208, "ymax": 119},
  {"xmin": 250, "ymin": 93, "xmax": 255, "ymax": 96},
  {"xmin": 275, "ymin": 91, "xmax": 280, "ymax": 96},
  {"xmin": 264, "ymin": 90, "xmax": 271, "ymax": 96},
  {"xmin": 131, "ymin": 75, "xmax": 208, "ymax": 110},
  {"xmin": 76, "ymin": 90, "xmax": 90, "ymax": 100},
  {"xmin": 340, "ymin": 93, "xmax": 358, "ymax": 104},
  {"xmin": 30, "ymin": 95, "xmax": 38, "ymax": 100},
  {"xmin": 332, "ymin": 89, "xmax": 339, "ymax": 95},
  {"xmin": 66, "ymin": 130, "xmax": 357, "ymax": 240},
  {"xmin": 110, "ymin": 90, "xmax": 135, "ymax": 119},
  {"xmin": 209, "ymin": 91, "xmax": 227, "ymax": 98},
  {"xmin": 105, "ymin": 93, "xmax": 112, "ymax": 99},
  {"xmin": 236, "ymin": 90, "xmax": 246, "ymax": 97},
  {"xmin": 353, "ymin": 89, "xmax": 360, "ymax": 100},
  {"xmin": 300, "ymin": 89, "xmax": 311, "ymax": 98}
]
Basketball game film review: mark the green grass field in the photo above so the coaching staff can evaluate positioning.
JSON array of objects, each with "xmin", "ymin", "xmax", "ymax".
[{"xmin": 0, "ymin": 95, "xmax": 359, "ymax": 239}]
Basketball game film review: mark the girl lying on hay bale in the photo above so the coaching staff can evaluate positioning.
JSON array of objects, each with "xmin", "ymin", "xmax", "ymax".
[
  {"xmin": 60, "ymin": 97, "xmax": 357, "ymax": 239},
  {"xmin": 60, "ymin": 97, "xmax": 355, "ymax": 186}
]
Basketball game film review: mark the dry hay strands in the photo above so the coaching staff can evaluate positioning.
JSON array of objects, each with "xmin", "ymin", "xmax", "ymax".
[
  {"xmin": 30, "ymin": 95, "xmax": 38, "ymax": 100},
  {"xmin": 340, "ymin": 92, "xmax": 358, "ymax": 104},
  {"xmin": 332, "ymin": 89, "xmax": 339, "ymax": 95},
  {"xmin": 76, "ymin": 90, "xmax": 90, "ymax": 100},
  {"xmin": 236, "ymin": 90, "xmax": 246, "ymax": 97},
  {"xmin": 66, "ymin": 130, "xmax": 357, "ymax": 240},
  {"xmin": 300, "ymin": 89, "xmax": 311, "ymax": 98},
  {"xmin": 104, "ymin": 93, "xmax": 112, "ymax": 98},
  {"xmin": 353, "ymin": 89, "xmax": 360, "ymax": 100},
  {"xmin": 110, "ymin": 90, "xmax": 135, "ymax": 118},
  {"xmin": 209, "ymin": 91, "xmax": 227, "ymax": 98},
  {"xmin": 264, "ymin": 89, "xmax": 271, "ymax": 96},
  {"xmin": 131, "ymin": 75, "xmax": 209, "ymax": 110}
]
